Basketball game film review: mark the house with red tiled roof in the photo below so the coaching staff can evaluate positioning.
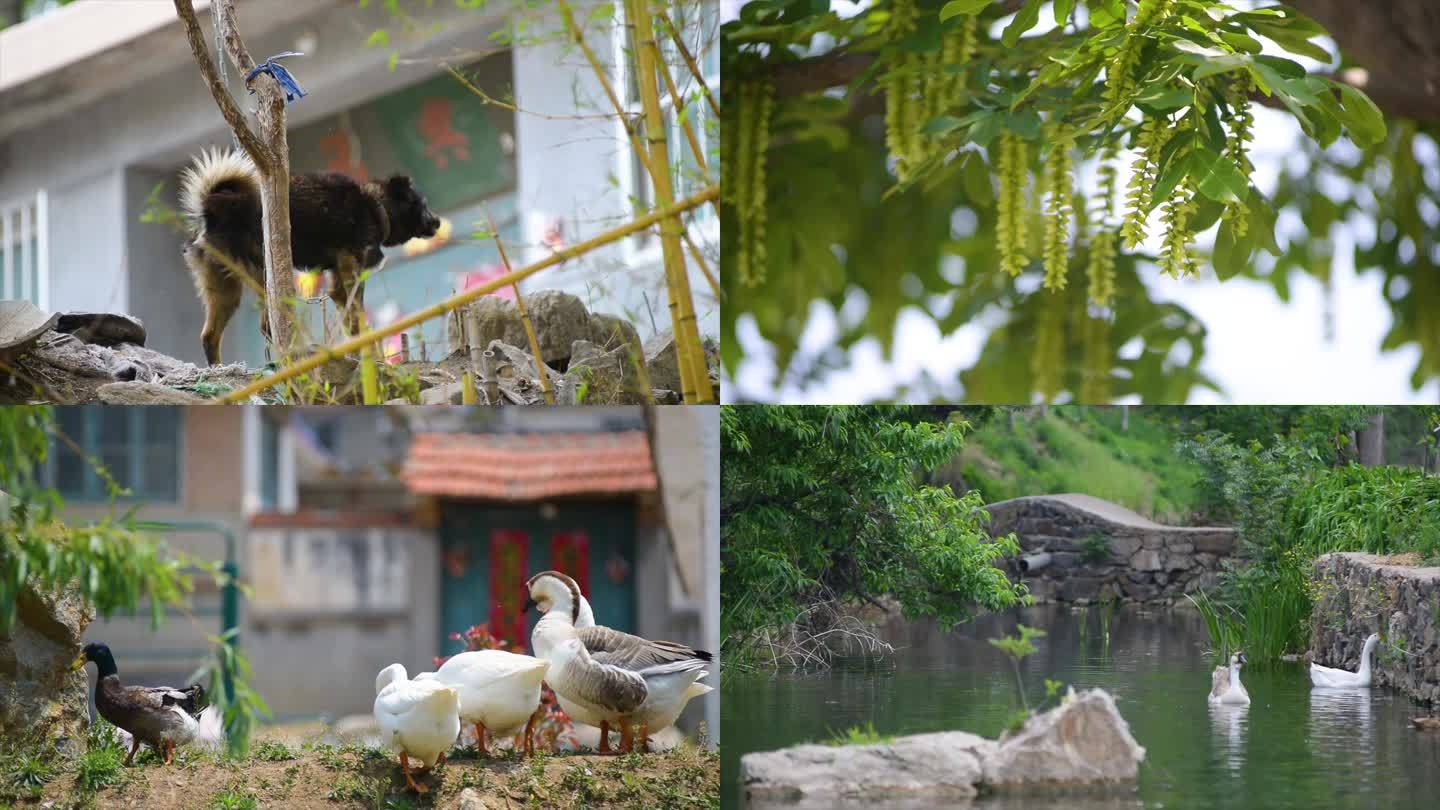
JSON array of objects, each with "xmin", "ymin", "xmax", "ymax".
[{"xmin": 58, "ymin": 404, "xmax": 717, "ymax": 743}]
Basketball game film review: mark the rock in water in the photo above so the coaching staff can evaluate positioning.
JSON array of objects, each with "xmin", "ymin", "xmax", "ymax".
[
  {"xmin": 740, "ymin": 688, "xmax": 1144, "ymax": 806},
  {"xmin": 0, "ymin": 585, "xmax": 93, "ymax": 749},
  {"xmin": 982, "ymin": 688, "xmax": 1146, "ymax": 787},
  {"xmin": 741, "ymin": 731, "xmax": 995, "ymax": 805}
]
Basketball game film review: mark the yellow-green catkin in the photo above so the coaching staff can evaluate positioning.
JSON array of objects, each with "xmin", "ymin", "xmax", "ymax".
[
  {"xmin": 941, "ymin": 16, "xmax": 978, "ymax": 108},
  {"xmin": 1104, "ymin": 0, "xmax": 1173, "ymax": 112},
  {"xmin": 1031, "ymin": 291, "xmax": 1066, "ymax": 402},
  {"xmin": 1120, "ymin": 115, "xmax": 1174, "ymax": 248},
  {"xmin": 1041, "ymin": 125, "xmax": 1075, "ymax": 290},
  {"xmin": 734, "ymin": 79, "xmax": 772, "ymax": 288},
  {"xmin": 1086, "ymin": 145, "xmax": 1121, "ymax": 306},
  {"xmin": 1080, "ymin": 312, "xmax": 1112, "ymax": 402},
  {"xmin": 1160, "ymin": 187, "xmax": 1200, "ymax": 278},
  {"xmin": 884, "ymin": 0, "xmax": 922, "ymax": 180},
  {"xmin": 997, "ymin": 132, "xmax": 1030, "ymax": 277},
  {"xmin": 1221, "ymin": 76, "xmax": 1255, "ymax": 236}
]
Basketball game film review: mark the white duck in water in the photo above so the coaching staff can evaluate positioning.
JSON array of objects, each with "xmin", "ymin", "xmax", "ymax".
[
  {"xmin": 1208, "ymin": 651, "xmax": 1250, "ymax": 705},
  {"xmin": 1310, "ymin": 633, "xmax": 1380, "ymax": 688}
]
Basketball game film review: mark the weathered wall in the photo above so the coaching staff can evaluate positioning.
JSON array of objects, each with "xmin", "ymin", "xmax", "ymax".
[
  {"xmin": 1311, "ymin": 553, "xmax": 1440, "ymax": 705},
  {"xmin": 0, "ymin": 586, "xmax": 92, "ymax": 747},
  {"xmin": 986, "ymin": 494, "xmax": 1236, "ymax": 604}
]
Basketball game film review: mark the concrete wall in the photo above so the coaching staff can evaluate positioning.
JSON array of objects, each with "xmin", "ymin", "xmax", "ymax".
[
  {"xmin": 1311, "ymin": 553, "xmax": 1440, "ymax": 705},
  {"xmin": 243, "ymin": 520, "xmax": 440, "ymax": 719},
  {"xmin": 987, "ymin": 494, "xmax": 1236, "ymax": 604}
]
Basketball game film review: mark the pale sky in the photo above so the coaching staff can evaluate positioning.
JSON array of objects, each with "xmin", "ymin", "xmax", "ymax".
[{"xmin": 722, "ymin": 3, "xmax": 1439, "ymax": 404}]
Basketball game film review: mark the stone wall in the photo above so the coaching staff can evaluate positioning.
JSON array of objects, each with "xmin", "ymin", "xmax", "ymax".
[
  {"xmin": 1311, "ymin": 553, "xmax": 1440, "ymax": 705},
  {"xmin": 986, "ymin": 493, "xmax": 1236, "ymax": 604},
  {"xmin": 0, "ymin": 585, "xmax": 92, "ymax": 748}
]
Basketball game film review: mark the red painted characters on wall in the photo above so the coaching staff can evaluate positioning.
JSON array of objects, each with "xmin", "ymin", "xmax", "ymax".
[
  {"xmin": 489, "ymin": 529, "xmax": 529, "ymax": 646},
  {"xmin": 418, "ymin": 98, "xmax": 471, "ymax": 169}
]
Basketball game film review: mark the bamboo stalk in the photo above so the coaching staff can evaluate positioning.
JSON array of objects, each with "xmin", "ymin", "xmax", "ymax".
[
  {"xmin": 360, "ymin": 346, "xmax": 380, "ymax": 404},
  {"xmin": 655, "ymin": 7, "xmax": 719, "ymax": 119},
  {"xmin": 216, "ymin": 186, "xmax": 717, "ymax": 403},
  {"xmin": 484, "ymin": 208, "xmax": 554, "ymax": 404},
  {"xmin": 462, "ymin": 372, "xmax": 478, "ymax": 405},
  {"xmin": 683, "ymin": 230, "xmax": 720, "ymax": 298},
  {"xmin": 561, "ymin": 4, "xmax": 719, "ymax": 222},
  {"xmin": 627, "ymin": 0, "xmax": 712, "ymax": 403},
  {"xmin": 481, "ymin": 348, "xmax": 499, "ymax": 404},
  {"xmin": 653, "ymin": 25, "xmax": 710, "ymax": 179}
]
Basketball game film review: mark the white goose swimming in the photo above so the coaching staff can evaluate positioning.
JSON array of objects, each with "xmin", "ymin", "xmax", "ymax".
[
  {"xmin": 563, "ymin": 593, "xmax": 713, "ymax": 752},
  {"xmin": 373, "ymin": 663, "xmax": 461, "ymax": 793},
  {"xmin": 1310, "ymin": 633, "xmax": 1380, "ymax": 688},
  {"xmin": 415, "ymin": 650, "xmax": 550, "ymax": 757},
  {"xmin": 1208, "ymin": 652, "xmax": 1250, "ymax": 705},
  {"xmin": 526, "ymin": 570, "xmax": 709, "ymax": 754}
]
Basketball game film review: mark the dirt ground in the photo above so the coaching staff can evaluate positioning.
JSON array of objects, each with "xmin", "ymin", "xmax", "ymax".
[{"xmin": 17, "ymin": 739, "xmax": 718, "ymax": 810}]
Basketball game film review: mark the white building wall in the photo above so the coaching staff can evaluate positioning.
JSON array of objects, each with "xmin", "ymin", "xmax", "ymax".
[{"xmin": 45, "ymin": 168, "xmax": 128, "ymax": 315}]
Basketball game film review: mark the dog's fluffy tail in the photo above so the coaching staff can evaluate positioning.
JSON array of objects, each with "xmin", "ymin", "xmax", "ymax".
[{"xmin": 180, "ymin": 147, "xmax": 259, "ymax": 232}]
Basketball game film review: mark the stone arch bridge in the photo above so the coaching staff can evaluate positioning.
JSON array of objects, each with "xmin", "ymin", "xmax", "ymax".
[{"xmin": 985, "ymin": 493, "xmax": 1236, "ymax": 604}]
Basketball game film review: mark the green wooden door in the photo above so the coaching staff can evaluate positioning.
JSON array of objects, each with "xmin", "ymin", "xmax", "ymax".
[{"xmin": 437, "ymin": 500, "xmax": 637, "ymax": 657}]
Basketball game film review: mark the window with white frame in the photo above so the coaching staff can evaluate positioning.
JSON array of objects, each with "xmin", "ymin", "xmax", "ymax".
[
  {"xmin": 615, "ymin": 0, "xmax": 720, "ymax": 255},
  {"xmin": 46, "ymin": 406, "xmax": 182, "ymax": 502},
  {"xmin": 1, "ymin": 190, "xmax": 49, "ymax": 308}
]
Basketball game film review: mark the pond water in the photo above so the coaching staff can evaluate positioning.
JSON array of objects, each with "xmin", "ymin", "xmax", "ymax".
[{"xmin": 722, "ymin": 604, "xmax": 1440, "ymax": 809}]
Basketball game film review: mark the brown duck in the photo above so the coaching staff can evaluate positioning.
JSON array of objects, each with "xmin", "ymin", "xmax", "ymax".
[{"xmin": 74, "ymin": 642, "xmax": 205, "ymax": 765}]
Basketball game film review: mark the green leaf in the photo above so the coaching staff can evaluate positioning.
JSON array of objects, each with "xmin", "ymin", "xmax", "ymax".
[
  {"xmin": 1211, "ymin": 218, "xmax": 1252, "ymax": 280},
  {"xmin": 1088, "ymin": 0, "xmax": 1125, "ymax": 28},
  {"xmin": 386, "ymin": 52, "xmax": 400, "ymax": 72},
  {"xmin": 364, "ymin": 29, "xmax": 389, "ymax": 49},
  {"xmin": 1002, "ymin": 0, "xmax": 1043, "ymax": 48},
  {"xmin": 1054, "ymin": 0, "xmax": 1076, "ymax": 26},
  {"xmin": 1335, "ymin": 84, "xmax": 1387, "ymax": 147},
  {"xmin": 1192, "ymin": 53, "xmax": 1252, "ymax": 81},
  {"xmin": 1132, "ymin": 84, "xmax": 1191, "ymax": 112},
  {"xmin": 1188, "ymin": 147, "xmax": 1250, "ymax": 204},
  {"xmin": 940, "ymin": 0, "xmax": 993, "ymax": 21},
  {"xmin": 1249, "ymin": 190, "xmax": 1280, "ymax": 256},
  {"xmin": 968, "ymin": 113, "xmax": 1004, "ymax": 147},
  {"xmin": 1005, "ymin": 108, "xmax": 1042, "ymax": 139},
  {"xmin": 1173, "ymin": 40, "xmax": 1226, "ymax": 58}
]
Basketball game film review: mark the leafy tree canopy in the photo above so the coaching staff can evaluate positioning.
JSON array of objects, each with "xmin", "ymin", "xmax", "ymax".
[
  {"xmin": 721, "ymin": 404, "xmax": 1025, "ymax": 664},
  {"xmin": 722, "ymin": 0, "xmax": 1439, "ymax": 402}
]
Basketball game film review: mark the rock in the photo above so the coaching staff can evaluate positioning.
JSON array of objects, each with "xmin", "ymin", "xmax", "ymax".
[
  {"xmin": 54, "ymin": 312, "xmax": 146, "ymax": 347},
  {"xmin": 0, "ymin": 585, "xmax": 93, "ymax": 748},
  {"xmin": 1050, "ymin": 552, "xmax": 1080, "ymax": 570},
  {"xmin": 488, "ymin": 340, "xmax": 562, "ymax": 388},
  {"xmin": 1192, "ymin": 530, "xmax": 1236, "ymax": 554},
  {"xmin": 643, "ymin": 331, "xmax": 683, "ymax": 394},
  {"xmin": 1108, "ymin": 535, "xmax": 1142, "ymax": 558},
  {"xmin": 742, "ymin": 689, "xmax": 1144, "ymax": 804},
  {"xmin": 589, "ymin": 312, "xmax": 643, "ymax": 357},
  {"xmin": 1060, "ymin": 577, "xmax": 1100, "ymax": 602},
  {"xmin": 981, "ymin": 688, "xmax": 1146, "ymax": 788},
  {"xmin": 1131, "ymin": 550, "xmax": 1163, "ymax": 572},
  {"xmin": 1121, "ymin": 580, "xmax": 1158, "ymax": 601},
  {"xmin": 452, "ymin": 787, "xmax": 501, "ymax": 810},
  {"xmin": 420, "ymin": 380, "xmax": 465, "ymax": 405},
  {"xmin": 564, "ymin": 340, "xmax": 649, "ymax": 404},
  {"xmin": 96, "ymin": 382, "xmax": 204, "ymax": 404},
  {"xmin": 1163, "ymin": 552, "xmax": 1192, "ymax": 572},
  {"xmin": 741, "ymin": 731, "xmax": 995, "ymax": 804},
  {"xmin": 0, "ymin": 300, "xmax": 60, "ymax": 363},
  {"xmin": 526, "ymin": 290, "xmax": 591, "ymax": 364}
]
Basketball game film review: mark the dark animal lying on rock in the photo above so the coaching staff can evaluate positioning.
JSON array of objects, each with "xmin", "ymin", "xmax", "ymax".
[{"xmin": 179, "ymin": 148, "xmax": 441, "ymax": 365}]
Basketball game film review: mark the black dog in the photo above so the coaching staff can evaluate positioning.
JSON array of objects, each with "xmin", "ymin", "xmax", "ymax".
[{"xmin": 179, "ymin": 148, "xmax": 441, "ymax": 365}]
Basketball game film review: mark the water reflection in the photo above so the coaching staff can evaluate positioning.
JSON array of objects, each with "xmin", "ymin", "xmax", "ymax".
[
  {"xmin": 1208, "ymin": 703, "xmax": 1249, "ymax": 774},
  {"xmin": 723, "ymin": 604, "xmax": 1440, "ymax": 810}
]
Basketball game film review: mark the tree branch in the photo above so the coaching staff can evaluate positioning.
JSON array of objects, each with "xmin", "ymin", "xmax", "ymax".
[
  {"xmin": 767, "ymin": 49, "xmax": 1440, "ymax": 125},
  {"xmin": 171, "ymin": 0, "xmax": 271, "ymax": 172}
]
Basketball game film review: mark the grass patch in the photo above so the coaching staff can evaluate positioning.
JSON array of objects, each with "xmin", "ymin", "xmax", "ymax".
[
  {"xmin": 250, "ymin": 739, "xmax": 297, "ymax": 762},
  {"xmin": 823, "ymin": 722, "xmax": 894, "ymax": 747},
  {"xmin": 208, "ymin": 783, "xmax": 259, "ymax": 810},
  {"xmin": 946, "ymin": 408, "xmax": 1206, "ymax": 523}
]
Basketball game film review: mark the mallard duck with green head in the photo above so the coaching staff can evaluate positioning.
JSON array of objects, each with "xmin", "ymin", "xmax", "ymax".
[{"xmin": 73, "ymin": 642, "xmax": 206, "ymax": 765}]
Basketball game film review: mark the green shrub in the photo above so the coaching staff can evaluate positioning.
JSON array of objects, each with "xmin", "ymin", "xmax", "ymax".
[{"xmin": 1291, "ymin": 465, "xmax": 1440, "ymax": 558}]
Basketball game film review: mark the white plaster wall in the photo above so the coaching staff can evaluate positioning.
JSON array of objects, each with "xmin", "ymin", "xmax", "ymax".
[{"xmin": 44, "ymin": 168, "xmax": 128, "ymax": 314}]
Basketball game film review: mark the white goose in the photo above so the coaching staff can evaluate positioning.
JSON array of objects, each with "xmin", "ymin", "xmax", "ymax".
[
  {"xmin": 526, "ymin": 570, "xmax": 709, "ymax": 753},
  {"xmin": 415, "ymin": 650, "xmax": 550, "ymax": 757},
  {"xmin": 373, "ymin": 663, "xmax": 461, "ymax": 793},
  {"xmin": 563, "ymin": 594, "xmax": 713, "ymax": 752},
  {"xmin": 1208, "ymin": 652, "xmax": 1250, "ymax": 705},
  {"xmin": 1310, "ymin": 633, "xmax": 1380, "ymax": 688}
]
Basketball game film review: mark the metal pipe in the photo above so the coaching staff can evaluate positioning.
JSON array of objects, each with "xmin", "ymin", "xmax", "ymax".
[{"xmin": 1019, "ymin": 552, "xmax": 1052, "ymax": 573}]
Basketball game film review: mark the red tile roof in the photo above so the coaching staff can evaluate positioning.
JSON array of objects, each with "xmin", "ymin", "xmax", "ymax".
[{"xmin": 402, "ymin": 431, "xmax": 657, "ymax": 500}]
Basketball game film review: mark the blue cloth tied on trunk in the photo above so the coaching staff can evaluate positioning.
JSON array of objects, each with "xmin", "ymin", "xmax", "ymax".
[{"xmin": 244, "ymin": 51, "xmax": 307, "ymax": 104}]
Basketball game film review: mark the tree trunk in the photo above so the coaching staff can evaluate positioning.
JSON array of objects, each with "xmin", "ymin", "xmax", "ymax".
[
  {"xmin": 214, "ymin": 2, "xmax": 295, "ymax": 357},
  {"xmin": 1357, "ymin": 411, "xmax": 1385, "ymax": 466}
]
